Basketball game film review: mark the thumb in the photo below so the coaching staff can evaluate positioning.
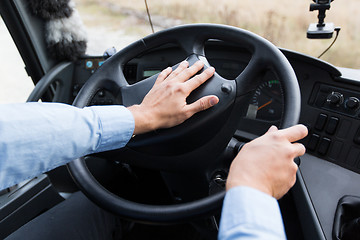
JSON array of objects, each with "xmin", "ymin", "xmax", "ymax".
[{"xmin": 186, "ymin": 95, "xmax": 219, "ymax": 115}]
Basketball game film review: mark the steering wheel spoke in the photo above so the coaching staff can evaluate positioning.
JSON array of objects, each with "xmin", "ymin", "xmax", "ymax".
[{"xmin": 235, "ymin": 55, "xmax": 268, "ymax": 97}]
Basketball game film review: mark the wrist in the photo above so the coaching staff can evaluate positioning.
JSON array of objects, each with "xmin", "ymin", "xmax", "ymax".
[
  {"xmin": 226, "ymin": 178, "xmax": 273, "ymax": 197},
  {"xmin": 127, "ymin": 105, "xmax": 155, "ymax": 135}
]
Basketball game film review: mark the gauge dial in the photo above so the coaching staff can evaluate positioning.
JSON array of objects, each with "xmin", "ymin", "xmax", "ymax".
[{"xmin": 246, "ymin": 80, "xmax": 283, "ymax": 121}]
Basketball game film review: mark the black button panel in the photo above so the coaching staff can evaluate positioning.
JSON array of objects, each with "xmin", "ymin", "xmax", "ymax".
[
  {"xmin": 72, "ymin": 57, "xmax": 117, "ymax": 105},
  {"xmin": 306, "ymin": 83, "xmax": 360, "ymax": 174},
  {"xmin": 311, "ymin": 83, "xmax": 360, "ymax": 118}
]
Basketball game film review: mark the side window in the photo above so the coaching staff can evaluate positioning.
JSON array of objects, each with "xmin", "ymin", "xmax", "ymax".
[{"xmin": 0, "ymin": 17, "xmax": 34, "ymax": 104}]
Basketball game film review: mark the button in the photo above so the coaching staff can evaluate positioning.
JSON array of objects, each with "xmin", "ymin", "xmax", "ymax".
[
  {"xmin": 315, "ymin": 113, "xmax": 328, "ymax": 131},
  {"xmin": 318, "ymin": 138, "xmax": 331, "ymax": 155},
  {"xmin": 85, "ymin": 60, "xmax": 93, "ymax": 69},
  {"xmin": 73, "ymin": 84, "xmax": 80, "ymax": 91},
  {"xmin": 326, "ymin": 117, "xmax": 339, "ymax": 135},
  {"xmin": 221, "ymin": 84, "xmax": 233, "ymax": 94},
  {"xmin": 98, "ymin": 90, "xmax": 105, "ymax": 97},
  {"xmin": 307, "ymin": 134, "xmax": 320, "ymax": 151},
  {"xmin": 354, "ymin": 127, "xmax": 360, "ymax": 145}
]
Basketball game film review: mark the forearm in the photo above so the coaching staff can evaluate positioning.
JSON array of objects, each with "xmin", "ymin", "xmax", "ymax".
[{"xmin": 0, "ymin": 102, "xmax": 134, "ymax": 190}]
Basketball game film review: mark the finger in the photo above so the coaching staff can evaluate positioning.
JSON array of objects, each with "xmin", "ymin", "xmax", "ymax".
[
  {"xmin": 292, "ymin": 142, "xmax": 306, "ymax": 157},
  {"xmin": 289, "ymin": 162, "xmax": 299, "ymax": 186},
  {"xmin": 266, "ymin": 125, "xmax": 278, "ymax": 134},
  {"xmin": 175, "ymin": 61, "xmax": 205, "ymax": 83},
  {"xmin": 278, "ymin": 124, "xmax": 308, "ymax": 143},
  {"xmin": 185, "ymin": 67, "xmax": 215, "ymax": 92},
  {"xmin": 185, "ymin": 95, "xmax": 219, "ymax": 116},
  {"xmin": 154, "ymin": 67, "xmax": 172, "ymax": 86},
  {"xmin": 166, "ymin": 60, "xmax": 189, "ymax": 81}
]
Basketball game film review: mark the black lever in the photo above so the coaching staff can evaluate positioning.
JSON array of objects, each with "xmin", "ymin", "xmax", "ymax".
[{"xmin": 229, "ymin": 138, "xmax": 301, "ymax": 166}]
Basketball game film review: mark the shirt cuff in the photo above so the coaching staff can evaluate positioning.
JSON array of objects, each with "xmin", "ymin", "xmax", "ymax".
[
  {"xmin": 218, "ymin": 186, "xmax": 286, "ymax": 240},
  {"xmin": 89, "ymin": 105, "xmax": 135, "ymax": 152}
]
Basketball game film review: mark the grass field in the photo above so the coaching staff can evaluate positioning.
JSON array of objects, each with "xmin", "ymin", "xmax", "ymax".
[{"xmin": 76, "ymin": 0, "xmax": 360, "ymax": 68}]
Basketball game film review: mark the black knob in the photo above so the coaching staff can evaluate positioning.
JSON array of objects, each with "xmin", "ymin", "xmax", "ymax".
[
  {"xmin": 327, "ymin": 92, "xmax": 343, "ymax": 105},
  {"xmin": 346, "ymin": 97, "xmax": 360, "ymax": 109}
]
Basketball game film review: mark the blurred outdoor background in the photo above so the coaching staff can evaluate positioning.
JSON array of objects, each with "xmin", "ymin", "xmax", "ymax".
[
  {"xmin": 76, "ymin": 0, "xmax": 360, "ymax": 68},
  {"xmin": 1, "ymin": 0, "xmax": 359, "ymax": 103}
]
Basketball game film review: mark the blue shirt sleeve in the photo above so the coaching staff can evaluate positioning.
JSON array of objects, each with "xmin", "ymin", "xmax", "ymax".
[
  {"xmin": 0, "ymin": 102, "xmax": 135, "ymax": 190},
  {"xmin": 218, "ymin": 186, "xmax": 286, "ymax": 240}
]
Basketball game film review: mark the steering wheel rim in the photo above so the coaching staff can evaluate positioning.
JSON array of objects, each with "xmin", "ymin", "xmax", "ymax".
[{"xmin": 68, "ymin": 23, "xmax": 301, "ymax": 223}]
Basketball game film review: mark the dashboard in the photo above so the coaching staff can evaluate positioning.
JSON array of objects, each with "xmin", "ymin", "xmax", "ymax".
[
  {"xmin": 73, "ymin": 41, "xmax": 360, "ymax": 176},
  {"xmin": 131, "ymin": 42, "xmax": 360, "ymax": 177},
  {"xmin": 23, "ymin": 38, "xmax": 360, "ymax": 240},
  {"xmin": 123, "ymin": 42, "xmax": 360, "ymax": 178}
]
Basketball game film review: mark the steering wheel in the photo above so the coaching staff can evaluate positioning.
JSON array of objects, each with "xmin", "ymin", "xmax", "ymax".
[{"xmin": 68, "ymin": 24, "xmax": 301, "ymax": 223}]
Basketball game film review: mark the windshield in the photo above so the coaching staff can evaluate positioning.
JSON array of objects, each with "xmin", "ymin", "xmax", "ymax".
[{"xmin": 75, "ymin": 0, "xmax": 359, "ymax": 69}]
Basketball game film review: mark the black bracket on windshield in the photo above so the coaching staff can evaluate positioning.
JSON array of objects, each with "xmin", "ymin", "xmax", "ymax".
[{"xmin": 307, "ymin": 0, "xmax": 336, "ymax": 39}]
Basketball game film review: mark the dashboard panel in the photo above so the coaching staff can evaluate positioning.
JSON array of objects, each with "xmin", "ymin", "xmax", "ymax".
[
  {"xmin": 74, "ymin": 41, "xmax": 360, "ymax": 177},
  {"xmin": 43, "ymin": 37, "xmax": 360, "ymax": 240},
  {"xmin": 120, "ymin": 40, "xmax": 360, "ymax": 178}
]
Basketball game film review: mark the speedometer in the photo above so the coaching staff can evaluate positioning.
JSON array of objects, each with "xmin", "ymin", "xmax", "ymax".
[{"xmin": 246, "ymin": 80, "xmax": 283, "ymax": 121}]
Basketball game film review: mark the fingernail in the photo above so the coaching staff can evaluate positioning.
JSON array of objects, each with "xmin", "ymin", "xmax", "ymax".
[{"xmin": 210, "ymin": 97, "xmax": 218, "ymax": 106}]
